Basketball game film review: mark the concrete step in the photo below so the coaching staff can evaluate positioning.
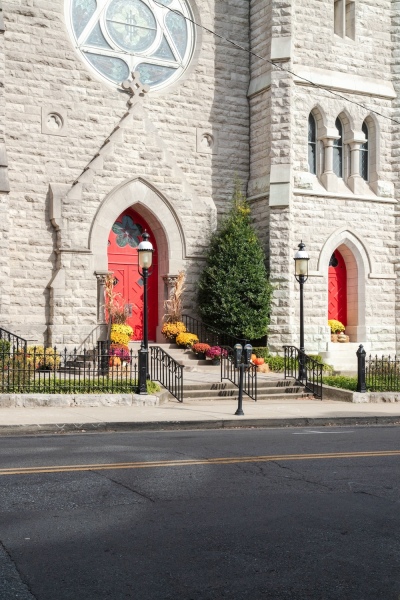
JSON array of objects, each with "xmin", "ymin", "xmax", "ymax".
[
  {"xmin": 183, "ymin": 388, "xmax": 305, "ymax": 400},
  {"xmin": 181, "ymin": 379, "xmax": 297, "ymax": 392},
  {"xmin": 179, "ymin": 379, "xmax": 307, "ymax": 402},
  {"xmin": 182, "ymin": 391, "xmax": 308, "ymax": 402}
]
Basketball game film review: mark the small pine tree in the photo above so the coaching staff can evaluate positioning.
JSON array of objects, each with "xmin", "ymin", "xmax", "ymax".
[{"xmin": 197, "ymin": 181, "xmax": 273, "ymax": 340}]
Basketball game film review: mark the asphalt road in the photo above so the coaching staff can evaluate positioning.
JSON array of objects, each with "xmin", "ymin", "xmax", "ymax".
[{"xmin": 0, "ymin": 426, "xmax": 399, "ymax": 600}]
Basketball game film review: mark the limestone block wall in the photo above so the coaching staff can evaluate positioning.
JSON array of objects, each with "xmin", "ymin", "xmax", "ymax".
[
  {"xmin": 392, "ymin": 1, "xmax": 400, "ymax": 352},
  {"xmin": 293, "ymin": 0, "xmax": 392, "ymax": 80},
  {"xmin": 248, "ymin": 0, "xmax": 296, "ymax": 352},
  {"xmin": 1, "ymin": 0, "xmax": 251, "ymax": 346},
  {"xmin": 291, "ymin": 193, "xmax": 396, "ymax": 354}
]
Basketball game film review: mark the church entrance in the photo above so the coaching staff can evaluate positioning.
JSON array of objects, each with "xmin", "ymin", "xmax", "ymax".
[
  {"xmin": 107, "ymin": 208, "xmax": 158, "ymax": 341},
  {"xmin": 328, "ymin": 249, "xmax": 347, "ymax": 325}
]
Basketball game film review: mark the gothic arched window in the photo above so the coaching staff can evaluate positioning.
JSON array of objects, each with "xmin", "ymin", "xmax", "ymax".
[
  {"xmin": 308, "ymin": 114, "xmax": 317, "ymax": 175},
  {"xmin": 67, "ymin": 0, "xmax": 195, "ymax": 90},
  {"xmin": 360, "ymin": 121, "xmax": 369, "ymax": 181},
  {"xmin": 333, "ymin": 117, "xmax": 343, "ymax": 178}
]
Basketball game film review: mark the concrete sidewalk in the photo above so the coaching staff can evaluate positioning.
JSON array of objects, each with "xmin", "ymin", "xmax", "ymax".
[{"xmin": 1, "ymin": 396, "xmax": 400, "ymax": 435}]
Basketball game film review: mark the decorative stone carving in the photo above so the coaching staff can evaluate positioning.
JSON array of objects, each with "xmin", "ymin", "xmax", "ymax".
[
  {"xmin": 163, "ymin": 274, "xmax": 179, "ymax": 302},
  {"xmin": 122, "ymin": 71, "xmax": 150, "ymax": 105},
  {"xmin": 196, "ymin": 129, "xmax": 218, "ymax": 154},
  {"xmin": 96, "ymin": 272, "xmax": 110, "ymax": 324},
  {"xmin": 42, "ymin": 107, "xmax": 68, "ymax": 137}
]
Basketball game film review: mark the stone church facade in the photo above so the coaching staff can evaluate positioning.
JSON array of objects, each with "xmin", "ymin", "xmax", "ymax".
[{"xmin": 0, "ymin": 0, "xmax": 398, "ymax": 358}]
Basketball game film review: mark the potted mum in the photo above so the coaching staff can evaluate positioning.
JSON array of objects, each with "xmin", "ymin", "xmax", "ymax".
[
  {"xmin": 206, "ymin": 345, "xmax": 228, "ymax": 365},
  {"xmin": 161, "ymin": 321, "xmax": 186, "ymax": 342},
  {"xmin": 328, "ymin": 319, "xmax": 346, "ymax": 342},
  {"xmin": 192, "ymin": 342, "xmax": 211, "ymax": 360},
  {"xmin": 175, "ymin": 332, "xmax": 199, "ymax": 348}
]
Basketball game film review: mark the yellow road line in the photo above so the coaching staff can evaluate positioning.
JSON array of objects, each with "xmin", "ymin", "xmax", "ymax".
[{"xmin": 0, "ymin": 449, "xmax": 399, "ymax": 476}]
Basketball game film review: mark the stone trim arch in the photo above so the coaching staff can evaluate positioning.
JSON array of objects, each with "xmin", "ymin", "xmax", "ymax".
[
  {"xmin": 89, "ymin": 177, "xmax": 186, "ymax": 272},
  {"xmin": 89, "ymin": 177, "xmax": 187, "ymax": 340},
  {"xmin": 316, "ymin": 228, "xmax": 373, "ymax": 341}
]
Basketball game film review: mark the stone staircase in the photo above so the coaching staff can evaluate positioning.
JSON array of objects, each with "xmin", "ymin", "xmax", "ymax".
[
  {"xmin": 134, "ymin": 342, "xmax": 310, "ymax": 401},
  {"xmin": 58, "ymin": 351, "xmax": 96, "ymax": 373},
  {"xmin": 181, "ymin": 378, "xmax": 309, "ymax": 402},
  {"xmin": 131, "ymin": 342, "xmax": 221, "ymax": 372}
]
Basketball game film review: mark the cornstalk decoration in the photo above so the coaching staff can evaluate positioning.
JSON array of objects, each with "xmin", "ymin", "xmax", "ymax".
[{"xmin": 164, "ymin": 271, "xmax": 185, "ymax": 323}]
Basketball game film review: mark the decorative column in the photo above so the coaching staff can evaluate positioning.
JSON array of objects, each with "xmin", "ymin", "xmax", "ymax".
[
  {"xmin": 95, "ymin": 272, "xmax": 109, "ymax": 324},
  {"xmin": 319, "ymin": 130, "xmax": 340, "ymax": 192},
  {"xmin": 162, "ymin": 274, "xmax": 179, "ymax": 302},
  {"xmin": 347, "ymin": 132, "xmax": 367, "ymax": 194}
]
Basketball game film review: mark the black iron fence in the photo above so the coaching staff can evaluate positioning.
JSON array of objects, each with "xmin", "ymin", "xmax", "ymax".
[
  {"xmin": 182, "ymin": 314, "xmax": 248, "ymax": 349},
  {"xmin": 150, "ymin": 345, "xmax": 183, "ymax": 402},
  {"xmin": 283, "ymin": 346, "xmax": 323, "ymax": 399},
  {"xmin": 0, "ymin": 327, "xmax": 27, "ymax": 353},
  {"xmin": 359, "ymin": 349, "xmax": 400, "ymax": 392},
  {"xmin": 221, "ymin": 346, "xmax": 257, "ymax": 401},
  {"xmin": 0, "ymin": 345, "xmax": 138, "ymax": 394}
]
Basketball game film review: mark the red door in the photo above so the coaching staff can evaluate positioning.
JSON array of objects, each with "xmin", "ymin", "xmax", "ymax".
[
  {"xmin": 107, "ymin": 209, "xmax": 158, "ymax": 341},
  {"xmin": 328, "ymin": 250, "xmax": 347, "ymax": 325}
]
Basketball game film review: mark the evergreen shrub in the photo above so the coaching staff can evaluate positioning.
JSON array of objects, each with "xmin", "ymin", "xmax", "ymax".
[{"xmin": 197, "ymin": 181, "xmax": 272, "ymax": 340}]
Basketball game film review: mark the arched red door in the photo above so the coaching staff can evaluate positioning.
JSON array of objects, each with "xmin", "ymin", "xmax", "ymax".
[
  {"xmin": 328, "ymin": 250, "xmax": 347, "ymax": 325},
  {"xmin": 107, "ymin": 208, "xmax": 158, "ymax": 341}
]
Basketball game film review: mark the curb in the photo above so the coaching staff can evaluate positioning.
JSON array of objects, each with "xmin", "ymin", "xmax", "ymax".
[{"xmin": 0, "ymin": 415, "xmax": 400, "ymax": 436}]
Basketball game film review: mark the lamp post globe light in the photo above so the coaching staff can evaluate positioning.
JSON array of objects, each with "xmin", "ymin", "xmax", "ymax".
[
  {"xmin": 137, "ymin": 231, "xmax": 154, "ymax": 394},
  {"xmin": 293, "ymin": 241, "xmax": 309, "ymax": 381}
]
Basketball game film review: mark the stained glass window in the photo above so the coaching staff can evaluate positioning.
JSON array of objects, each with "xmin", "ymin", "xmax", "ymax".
[
  {"xmin": 67, "ymin": 0, "xmax": 195, "ymax": 90},
  {"xmin": 360, "ymin": 121, "xmax": 368, "ymax": 181},
  {"xmin": 333, "ymin": 117, "xmax": 343, "ymax": 178},
  {"xmin": 308, "ymin": 113, "xmax": 316, "ymax": 175}
]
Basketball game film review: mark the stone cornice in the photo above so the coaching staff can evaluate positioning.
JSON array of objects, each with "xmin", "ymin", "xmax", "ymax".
[
  {"xmin": 293, "ymin": 188, "xmax": 397, "ymax": 204},
  {"xmin": 293, "ymin": 66, "xmax": 396, "ymax": 99}
]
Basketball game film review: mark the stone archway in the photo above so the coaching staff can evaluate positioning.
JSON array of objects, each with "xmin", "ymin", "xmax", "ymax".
[
  {"xmin": 318, "ymin": 228, "xmax": 372, "ymax": 342},
  {"xmin": 89, "ymin": 177, "xmax": 186, "ymax": 341}
]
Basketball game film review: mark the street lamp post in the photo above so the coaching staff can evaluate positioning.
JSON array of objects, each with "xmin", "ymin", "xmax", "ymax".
[
  {"xmin": 137, "ymin": 231, "xmax": 154, "ymax": 394},
  {"xmin": 293, "ymin": 241, "xmax": 309, "ymax": 381}
]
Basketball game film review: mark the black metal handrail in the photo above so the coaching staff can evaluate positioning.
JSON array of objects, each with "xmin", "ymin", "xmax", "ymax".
[
  {"xmin": 182, "ymin": 314, "xmax": 248, "ymax": 349},
  {"xmin": 0, "ymin": 345, "xmax": 138, "ymax": 394},
  {"xmin": 283, "ymin": 345, "xmax": 323, "ymax": 399},
  {"xmin": 0, "ymin": 327, "xmax": 27, "ymax": 353},
  {"xmin": 221, "ymin": 346, "xmax": 257, "ymax": 401},
  {"xmin": 150, "ymin": 345, "xmax": 183, "ymax": 403}
]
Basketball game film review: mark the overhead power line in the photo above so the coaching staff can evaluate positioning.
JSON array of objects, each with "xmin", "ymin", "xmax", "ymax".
[{"xmin": 153, "ymin": 0, "xmax": 400, "ymax": 126}]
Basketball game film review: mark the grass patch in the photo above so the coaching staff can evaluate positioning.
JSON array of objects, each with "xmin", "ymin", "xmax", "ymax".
[
  {"xmin": 1, "ymin": 378, "xmax": 160, "ymax": 395},
  {"xmin": 322, "ymin": 375, "xmax": 357, "ymax": 391}
]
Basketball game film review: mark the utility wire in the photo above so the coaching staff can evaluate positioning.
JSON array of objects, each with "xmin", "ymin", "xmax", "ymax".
[{"xmin": 153, "ymin": 0, "xmax": 400, "ymax": 126}]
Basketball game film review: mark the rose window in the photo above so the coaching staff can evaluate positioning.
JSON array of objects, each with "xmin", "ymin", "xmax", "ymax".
[{"xmin": 67, "ymin": 0, "xmax": 195, "ymax": 90}]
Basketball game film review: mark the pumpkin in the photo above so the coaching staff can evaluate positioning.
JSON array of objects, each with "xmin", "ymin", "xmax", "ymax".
[
  {"xmin": 251, "ymin": 354, "xmax": 257, "ymax": 362},
  {"xmin": 109, "ymin": 356, "xmax": 121, "ymax": 367},
  {"xmin": 254, "ymin": 357, "xmax": 265, "ymax": 366}
]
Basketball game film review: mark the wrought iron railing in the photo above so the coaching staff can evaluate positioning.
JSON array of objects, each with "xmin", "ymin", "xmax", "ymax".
[
  {"xmin": 0, "ymin": 327, "xmax": 27, "ymax": 353},
  {"xmin": 150, "ymin": 345, "xmax": 184, "ymax": 403},
  {"xmin": 283, "ymin": 345, "xmax": 323, "ymax": 399},
  {"xmin": 182, "ymin": 314, "xmax": 248, "ymax": 348},
  {"xmin": 221, "ymin": 346, "xmax": 257, "ymax": 401},
  {"xmin": 365, "ymin": 354, "xmax": 400, "ymax": 392},
  {"xmin": 0, "ymin": 345, "xmax": 138, "ymax": 394}
]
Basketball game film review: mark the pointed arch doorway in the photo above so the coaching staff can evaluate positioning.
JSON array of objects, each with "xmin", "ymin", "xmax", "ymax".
[
  {"xmin": 107, "ymin": 207, "xmax": 158, "ymax": 341},
  {"xmin": 328, "ymin": 249, "xmax": 347, "ymax": 326}
]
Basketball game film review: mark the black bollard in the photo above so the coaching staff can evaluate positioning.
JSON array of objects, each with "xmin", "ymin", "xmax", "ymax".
[{"xmin": 356, "ymin": 344, "xmax": 367, "ymax": 393}]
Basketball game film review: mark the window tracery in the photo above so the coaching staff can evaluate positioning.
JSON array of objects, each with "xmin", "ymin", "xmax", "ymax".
[{"xmin": 67, "ymin": 0, "xmax": 195, "ymax": 90}]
